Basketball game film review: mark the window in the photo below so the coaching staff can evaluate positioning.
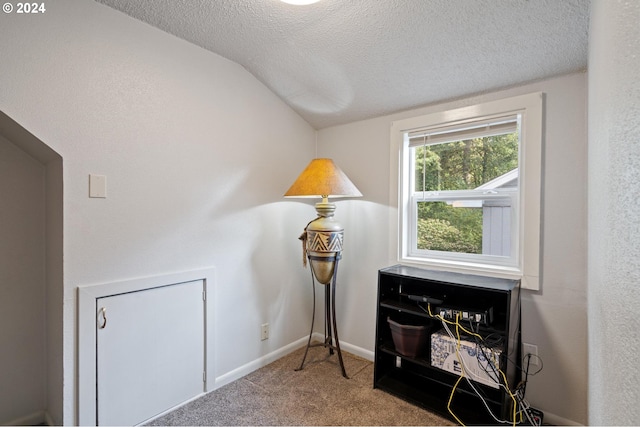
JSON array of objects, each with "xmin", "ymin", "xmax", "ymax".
[{"xmin": 390, "ymin": 93, "xmax": 542, "ymax": 290}]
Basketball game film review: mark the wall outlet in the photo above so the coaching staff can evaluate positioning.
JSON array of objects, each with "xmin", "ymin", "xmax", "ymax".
[
  {"xmin": 261, "ymin": 323, "xmax": 269, "ymax": 341},
  {"xmin": 522, "ymin": 342, "xmax": 539, "ymax": 366}
]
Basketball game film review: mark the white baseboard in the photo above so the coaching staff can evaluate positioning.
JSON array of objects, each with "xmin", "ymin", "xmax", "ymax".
[
  {"xmin": 213, "ymin": 336, "xmax": 310, "ymax": 390},
  {"xmin": 305, "ymin": 332, "xmax": 375, "ymax": 361},
  {"xmin": 340, "ymin": 340, "xmax": 374, "ymax": 361},
  {"xmin": 213, "ymin": 334, "xmax": 374, "ymax": 390}
]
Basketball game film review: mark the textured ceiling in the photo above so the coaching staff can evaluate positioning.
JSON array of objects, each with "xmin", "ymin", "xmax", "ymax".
[{"xmin": 95, "ymin": 0, "xmax": 590, "ymax": 129}]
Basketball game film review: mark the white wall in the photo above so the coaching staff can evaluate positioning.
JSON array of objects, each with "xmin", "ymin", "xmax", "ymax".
[
  {"xmin": 0, "ymin": 1, "xmax": 316, "ymax": 424},
  {"xmin": 588, "ymin": 0, "xmax": 640, "ymax": 424},
  {"xmin": 318, "ymin": 72, "xmax": 588, "ymax": 425}
]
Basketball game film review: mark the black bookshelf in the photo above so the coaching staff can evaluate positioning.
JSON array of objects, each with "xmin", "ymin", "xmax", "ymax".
[{"xmin": 374, "ymin": 265, "xmax": 522, "ymax": 425}]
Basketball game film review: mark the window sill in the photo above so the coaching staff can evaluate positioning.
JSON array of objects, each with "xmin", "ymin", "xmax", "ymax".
[{"xmin": 397, "ymin": 255, "xmax": 531, "ymax": 285}]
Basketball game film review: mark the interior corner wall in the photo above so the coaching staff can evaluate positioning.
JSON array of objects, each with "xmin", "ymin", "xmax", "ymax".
[
  {"xmin": 0, "ymin": 1, "xmax": 316, "ymax": 424},
  {"xmin": 0, "ymin": 134, "xmax": 47, "ymax": 424},
  {"xmin": 317, "ymin": 72, "xmax": 588, "ymax": 425},
  {"xmin": 0, "ymin": 110, "xmax": 64, "ymax": 426},
  {"xmin": 588, "ymin": 0, "xmax": 640, "ymax": 424}
]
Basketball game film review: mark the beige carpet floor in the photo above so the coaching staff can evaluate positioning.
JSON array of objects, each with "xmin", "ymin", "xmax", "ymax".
[{"xmin": 146, "ymin": 344, "xmax": 454, "ymax": 426}]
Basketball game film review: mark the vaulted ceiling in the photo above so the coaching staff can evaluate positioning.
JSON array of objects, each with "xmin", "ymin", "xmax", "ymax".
[{"xmin": 95, "ymin": 0, "xmax": 590, "ymax": 129}]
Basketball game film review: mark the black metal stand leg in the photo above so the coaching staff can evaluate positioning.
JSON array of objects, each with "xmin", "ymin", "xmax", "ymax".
[
  {"xmin": 296, "ymin": 257, "xmax": 348, "ymax": 378},
  {"xmin": 329, "ymin": 262, "xmax": 348, "ymax": 378},
  {"xmin": 325, "ymin": 285, "xmax": 334, "ymax": 354},
  {"xmin": 295, "ymin": 270, "xmax": 316, "ymax": 371}
]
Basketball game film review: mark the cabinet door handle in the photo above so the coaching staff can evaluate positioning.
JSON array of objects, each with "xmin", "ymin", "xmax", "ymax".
[{"xmin": 98, "ymin": 307, "xmax": 107, "ymax": 329}]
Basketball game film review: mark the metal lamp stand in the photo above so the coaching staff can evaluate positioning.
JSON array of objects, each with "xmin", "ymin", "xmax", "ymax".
[{"xmin": 296, "ymin": 252, "xmax": 348, "ymax": 378}]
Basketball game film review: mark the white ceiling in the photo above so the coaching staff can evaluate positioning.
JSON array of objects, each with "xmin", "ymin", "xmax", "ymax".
[{"xmin": 95, "ymin": 0, "xmax": 590, "ymax": 129}]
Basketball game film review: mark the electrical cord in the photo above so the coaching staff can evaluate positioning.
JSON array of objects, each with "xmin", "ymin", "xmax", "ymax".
[
  {"xmin": 517, "ymin": 389, "xmax": 539, "ymax": 426},
  {"xmin": 419, "ymin": 299, "xmax": 543, "ymax": 426},
  {"xmin": 442, "ymin": 320, "xmax": 506, "ymax": 425},
  {"xmin": 441, "ymin": 313, "xmax": 519, "ymax": 426},
  {"xmin": 427, "ymin": 303, "xmax": 526, "ymax": 426}
]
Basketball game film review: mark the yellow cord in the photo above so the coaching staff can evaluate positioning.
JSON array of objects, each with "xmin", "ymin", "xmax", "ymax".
[
  {"xmin": 446, "ymin": 312, "xmax": 466, "ymax": 426},
  {"xmin": 432, "ymin": 305, "xmax": 520, "ymax": 426},
  {"xmin": 499, "ymin": 368, "xmax": 518, "ymax": 426},
  {"xmin": 447, "ymin": 375, "xmax": 465, "ymax": 426}
]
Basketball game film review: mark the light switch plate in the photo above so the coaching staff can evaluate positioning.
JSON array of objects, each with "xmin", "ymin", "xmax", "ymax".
[{"xmin": 89, "ymin": 174, "xmax": 107, "ymax": 198}]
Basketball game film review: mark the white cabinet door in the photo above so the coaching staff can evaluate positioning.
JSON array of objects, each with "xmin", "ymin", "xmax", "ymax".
[{"xmin": 96, "ymin": 280, "xmax": 205, "ymax": 426}]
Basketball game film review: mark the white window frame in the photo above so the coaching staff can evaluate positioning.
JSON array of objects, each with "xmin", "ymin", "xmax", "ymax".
[
  {"xmin": 407, "ymin": 113, "xmax": 520, "ymax": 266},
  {"xmin": 389, "ymin": 92, "xmax": 543, "ymax": 290}
]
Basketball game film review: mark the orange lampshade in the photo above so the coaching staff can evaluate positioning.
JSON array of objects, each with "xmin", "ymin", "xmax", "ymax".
[{"xmin": 284, "ymin": 158, "xmax": 362, "ymax": 198}]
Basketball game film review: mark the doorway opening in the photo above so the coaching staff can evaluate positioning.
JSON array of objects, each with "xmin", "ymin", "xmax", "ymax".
[{"xmin": 0, "ymin": 110, "xmax": 63, "ymax": 426}]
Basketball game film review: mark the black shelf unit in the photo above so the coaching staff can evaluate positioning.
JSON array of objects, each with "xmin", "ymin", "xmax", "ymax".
[{"xmin": 374, "ymin": 265, "xmax": 521, "ymax": 425}]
